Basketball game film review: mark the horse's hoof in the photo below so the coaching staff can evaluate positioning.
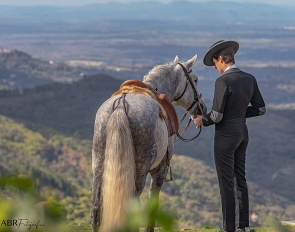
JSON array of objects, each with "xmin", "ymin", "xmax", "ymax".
[
  {"xmin": 91, "ymin": 225, "xmax": 98, "ymax": 232},
  {"xmin": 144, "ymin": 228, "xmax": 154, "ymax": 232}
]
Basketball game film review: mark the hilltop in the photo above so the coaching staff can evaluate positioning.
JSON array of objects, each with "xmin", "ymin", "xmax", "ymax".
[{"xmin": 0, "ymin": 49, "xmax": 96, "ymax": 88}]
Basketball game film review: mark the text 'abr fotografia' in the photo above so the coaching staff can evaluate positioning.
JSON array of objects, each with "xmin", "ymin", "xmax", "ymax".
[{"xmin": 1, "ymin": 219, "xmax": 45, "ymax": 230}]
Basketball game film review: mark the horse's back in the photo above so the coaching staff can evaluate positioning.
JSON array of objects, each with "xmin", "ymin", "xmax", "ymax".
[
  {"xmin": 94, "ymin": 94, "xmax": 160, "ymax": 132},
  {"xmin": 93, "ymin": 94, "xmax": 165, "ymax": 163}
]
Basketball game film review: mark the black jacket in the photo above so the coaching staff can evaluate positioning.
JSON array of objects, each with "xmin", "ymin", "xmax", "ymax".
[{"xmin": 202, "ymin": 68, "xmax": 266, "ymax": 127}]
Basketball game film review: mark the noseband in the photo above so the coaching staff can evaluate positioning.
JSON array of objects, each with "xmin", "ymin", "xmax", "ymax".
[{"xmin": 175, "ymin": 62, "xmax": 204, "ymax": 142}]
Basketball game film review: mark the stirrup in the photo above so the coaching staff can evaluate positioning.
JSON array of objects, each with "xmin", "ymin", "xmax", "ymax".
[{"xmin": 164, "ymin": 166, "xmax": 174, "ymax": 182}]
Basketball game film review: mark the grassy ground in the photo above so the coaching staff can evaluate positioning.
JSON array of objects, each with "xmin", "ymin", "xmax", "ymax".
[{"xmin": 61, "ymin": 224, "xmax": 295, "ymax": 232}]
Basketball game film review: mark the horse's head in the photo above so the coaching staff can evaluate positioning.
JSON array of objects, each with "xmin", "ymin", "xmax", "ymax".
[
  {"xmin": 172, "ymin": 54, "xmax": 207, "ymax": 118},
  {"xmin": 143, "ymin": 54, "xmax": 207, "ymax": 117}
]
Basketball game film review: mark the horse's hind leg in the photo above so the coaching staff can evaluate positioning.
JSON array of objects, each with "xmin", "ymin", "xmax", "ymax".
[
  {"xmin": 91, "ymin": 169, "xmax": 103, "ymax": 232},
  {"xmin": 145, "ymin": 137, "xmax": 174, "ymax": 232},
  {"xmin": 91, "ymin": 140, "xmax": 105, "ymax": 232},
  {"xmin": 144, "ymin": 159, "xmax": 167, "ymax": 232}
]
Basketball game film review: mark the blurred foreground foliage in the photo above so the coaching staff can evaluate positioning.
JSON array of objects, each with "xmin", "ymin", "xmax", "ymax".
[
  {"xmin": 0, "ymin": 175, "xmax": 66, "ymax": 232},
  {"xmin": 1, "ymin": 176, "xmax": 295, "ymax": 232},
  {"xmin": 0, "ymin": 176, "xmax": 176, "ymax": 232},
  {"xmin": 117, "ymin": 194, "xmax": 175, "ymax": 232}
]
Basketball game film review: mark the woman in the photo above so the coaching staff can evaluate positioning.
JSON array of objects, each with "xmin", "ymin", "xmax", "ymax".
[{"xmin": 194, "ymin": 40, "xmax": 266, "ymax": 232}]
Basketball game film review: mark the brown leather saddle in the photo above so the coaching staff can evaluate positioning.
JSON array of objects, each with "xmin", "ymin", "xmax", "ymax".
[{"xmin": 112, "ymin": 80, "xmax": 179, "ymax": 136}]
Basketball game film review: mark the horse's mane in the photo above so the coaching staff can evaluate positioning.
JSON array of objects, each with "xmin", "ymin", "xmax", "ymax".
[{"xmin": 144, "ymin": 62, "xmax": 177, "ymax": 80}]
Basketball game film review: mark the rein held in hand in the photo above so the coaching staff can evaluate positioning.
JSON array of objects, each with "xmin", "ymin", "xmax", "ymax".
[{"xmin": 175, "ymin": 62, "xmax": 204, "ymax": 142}]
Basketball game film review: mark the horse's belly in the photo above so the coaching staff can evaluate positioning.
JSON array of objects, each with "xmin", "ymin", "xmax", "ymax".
[{"xmin": 150, "ymin": 119, "xmax": 168, "ymax": 170}]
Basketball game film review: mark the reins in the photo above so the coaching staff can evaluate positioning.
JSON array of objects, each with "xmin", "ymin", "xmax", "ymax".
[{"xmin": 175, "ymin": 62, "xmax": 204, "ymax": 142}]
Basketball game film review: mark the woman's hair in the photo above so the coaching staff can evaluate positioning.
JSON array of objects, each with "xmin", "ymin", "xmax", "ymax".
[{"xmin": 213, "ymin": 47, "xmax": 235, "ymax": 64}]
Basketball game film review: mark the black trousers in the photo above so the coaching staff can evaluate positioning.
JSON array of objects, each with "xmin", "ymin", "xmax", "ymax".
[{"xmin": 214, "ymin": 119, "xmax": 250, "ymax": 231}]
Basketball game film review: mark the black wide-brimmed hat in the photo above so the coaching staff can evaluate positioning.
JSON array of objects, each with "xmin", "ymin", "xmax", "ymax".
[{"xmin": 203, "ymin": 40, "xmax": 239, "ymax": 66}]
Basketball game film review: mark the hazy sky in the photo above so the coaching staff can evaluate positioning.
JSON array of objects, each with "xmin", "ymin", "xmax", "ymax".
[{"xmin": 0, "ymin": 0, "xmax": 294, "ymax": 6}]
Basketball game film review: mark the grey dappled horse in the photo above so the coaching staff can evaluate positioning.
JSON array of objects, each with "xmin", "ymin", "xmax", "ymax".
[{"xmin": 92, "ymin": 54, "xmax": 206, "ymax": 232}]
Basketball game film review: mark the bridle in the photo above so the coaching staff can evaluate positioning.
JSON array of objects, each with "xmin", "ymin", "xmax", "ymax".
[{"xmin": 174, "ymin": 62, "xmax": 204, "ymax": 142}]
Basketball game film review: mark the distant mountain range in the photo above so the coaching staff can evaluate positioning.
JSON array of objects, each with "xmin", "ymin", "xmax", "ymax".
[
  {"xmin": 1, "ymin": 0, "xmax": 295, "ymax": 84},
  {"xmin": 1, "ymin": 49, "xmax": 294, "ymax": 108},
  {"xmin": 0, "ymin": 1, "xmax": 294, "ymax": 26}
]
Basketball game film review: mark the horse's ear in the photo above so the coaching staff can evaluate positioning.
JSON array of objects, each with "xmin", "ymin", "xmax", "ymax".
[
  {"xmin": 185, "ymin": 54, "xmax": 198, "ymax": 67},
  {"xmin": 174, "ymin": 55, "xmax": 179, "ymax": 63}
]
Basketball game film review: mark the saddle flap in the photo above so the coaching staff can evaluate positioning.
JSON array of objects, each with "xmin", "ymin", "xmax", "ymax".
[{"xmin": 158, "ymin": 94, "xmax": 179, "ymax": 136}]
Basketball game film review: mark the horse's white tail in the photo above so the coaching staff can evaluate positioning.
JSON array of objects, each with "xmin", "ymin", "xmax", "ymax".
[{"xmin": 100, "ymin": 108, "xmax": 136, "ymax": 232}]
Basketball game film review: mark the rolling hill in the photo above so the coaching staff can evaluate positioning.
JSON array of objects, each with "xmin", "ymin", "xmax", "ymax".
[
  {"xmin": 0, "ymin": 115, "xmax": 294, "ymax": 228},
  {"xmin": 0, "ymin": 72, "xmax": 294, "ymax": 207},
  {"xmin": 0, "ymin": 49, "xmax": 95, "ymax": 88},
  {"xmin": 0, "ymin": 73, "xmax": 121, "ymax": 138}
]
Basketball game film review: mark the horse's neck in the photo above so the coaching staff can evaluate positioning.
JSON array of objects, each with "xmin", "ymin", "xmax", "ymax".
[{"xmin": 144, "ymin": 74, "xmax": 178, "ymax": 101}]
